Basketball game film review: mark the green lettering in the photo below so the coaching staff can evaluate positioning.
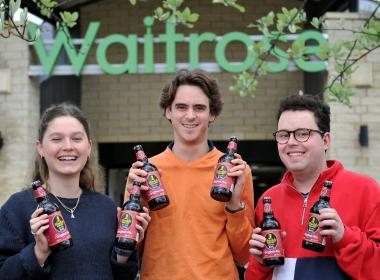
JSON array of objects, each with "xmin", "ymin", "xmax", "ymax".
[
  {"xmin": 189, "ymin": 32, "xmax": 216, "ymax": 70},
  {"xmin": 29, "ymin": 22, "xmax": 99, "ymax": 76},
  {"xmin": 215, "ymin": 32, "xmax": 254, "ymax": 73},
  {"xmin": 159, "ymin": 16, "xmax": 184, "ymax": 72},
  {"xmin": 294, "ymin": 30, "xmax": 327, "ymax": 72},
  {"xmin": 143, "ymin": 17, "xmax": 155, "ymax": 73},
  {"xmin": 96, "ymin": 34, "xmax": 138, "ymax": 74},
  {"xmin": 262, "ymin": 33, "xmax": 288, "ymax": 73}
]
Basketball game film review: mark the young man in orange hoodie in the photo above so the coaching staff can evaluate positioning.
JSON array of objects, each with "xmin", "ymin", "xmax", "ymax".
[{"xmin": 125, "ymin": 70, "xmax": 254, "ymax": 280}]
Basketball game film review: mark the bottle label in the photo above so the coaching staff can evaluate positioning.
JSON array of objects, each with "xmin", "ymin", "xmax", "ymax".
[
  {"xmin": 320, "ymin": 187, "xmax": 331, "ymax": 198},
  {"xmin": 144, "ymin": 171, "xmax": 167, "ymax": 201},
  {"xmin": 136, "ymin": 150, "xmax": 146, "ymax": 161},
  {"xmin": 45, "ymin": 211, "xmax": 71, "ymax": 247},
  {"xmin": 116, "ymin": 210, "xmax": 140, "ymax": 241},
  {"xmin": 212, "ymin": 162, "xmax": 234, "ymax": 191},
  {"xmin": 227, "ymin": 141, "xmax": 237, "ymax": 150},
  {"xmin": 34, "ymin": 188, "xmax": 46, "ymax": 199},
  {"xmin": 303, "ymin": 213, "xmax": 326, "ymax": 245},
  {"xmin": 261, "ymin": 229, "xmax": 284, "ymax": 259}
]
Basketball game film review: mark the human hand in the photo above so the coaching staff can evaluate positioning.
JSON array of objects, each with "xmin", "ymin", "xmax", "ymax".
[
  {"xmin": 226, "ymin": 153, "xmax": 247, "ymax": 209},
  {"xmin": 136, "ymin": 207, "xmax": 151, "ymax": 242},
  {"xmin": 125, "ymin": 161, "xmax": 150, "ymax": 193},
  {"xmin": 249, "ymin": 227, "xmax": 286, "ymax": 265},
  {"xmin": 30, "ymin": 207, "xmax": 51, "ymax": 266},
  {"xmin": 249, "ymin": 227, "xmax": 266, "ymax": 264},
  {"xmin": 319, "ymin": 208, "xmax": 345, "ymax": 243}
]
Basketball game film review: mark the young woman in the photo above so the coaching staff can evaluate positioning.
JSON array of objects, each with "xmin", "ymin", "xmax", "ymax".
[{"xmin": 0, "ymin": 103, "xmax": 150, "ymax": 279}]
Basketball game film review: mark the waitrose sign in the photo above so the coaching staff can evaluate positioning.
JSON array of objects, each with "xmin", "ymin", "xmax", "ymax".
[{"xmin": 28, "ymin": 17, "xmax": 327, "ymax": 76}]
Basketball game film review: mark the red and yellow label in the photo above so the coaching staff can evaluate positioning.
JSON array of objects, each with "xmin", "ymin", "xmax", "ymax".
[
  {"xmin": 45, "ymin": 211, "xmax": 71, "ymax": 247},
  {"xmin": 303, "ymin": 213, "xmax": 326, "ymax": 245},
  {"xmin": 116, "ymin": 210, "xmax": 140, "ymax": 241},
  {"xmin": 212, "ymin": 162, "xmax": 234, "ymax": 191},
  {"xmin": 261, "ymin": 229, "xmax": 284, "ymax": 259},
  {"xmin": 144, "ymin": 171, "xmax": 166, "ymax": 201}
]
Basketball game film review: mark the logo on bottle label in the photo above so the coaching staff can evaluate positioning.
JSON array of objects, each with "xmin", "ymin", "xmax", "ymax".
[
  {"xmin": 53, "ymin": 215, "xmax": 66, "ymax": 232},
  {"xmin": 212, "ymin": 162, "xmax": 234, "ymax": 191},
  {"xmin": 147, "ymin": 174, "xmax": 160, "ymax": 189},
  {"xmin": 303, "ymin": 213, "xmax": 325, "ymax": 245},
  {"xmin": 265, "ymin": 233, "xmax": 278, "ymax": 249},
  {"xmin": 116, "ymin": 210, "xmax": 139, "ymax": 241},
  {"xmin": 144, "ymin": 171, "xmax": 167, "ymax": 201},
  {"xmin": 307, "ymin": 216, "xmax": 319, "ymax": 232},
  {"xmin": 215, "ymin": 165, "xmax": 228, "ymax": 179},
  {"xmin": 120, "ymin": 212, "xmax": 133, "ymax": 229},
  {"xmin": 261, "ymin": 229, "xmax": 284, "ymax": 259}
]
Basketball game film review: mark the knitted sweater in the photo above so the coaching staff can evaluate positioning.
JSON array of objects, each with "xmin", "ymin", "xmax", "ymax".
[
  {"xmin": 245, "ymin": 160, "xmax": 380, "ymax": 280},
  {"xmin": 138, "ymin": 147, "xmax": 254, "ymax": 280},
  {"xmin": 0, "ymin": 188, "xmax": 138, "ymax": 279}
]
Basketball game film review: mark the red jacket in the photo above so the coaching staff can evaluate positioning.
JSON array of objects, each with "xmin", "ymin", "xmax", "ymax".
[{"xmin": 246, "ymin": 160, "xmax": 380, "ymax": 280}]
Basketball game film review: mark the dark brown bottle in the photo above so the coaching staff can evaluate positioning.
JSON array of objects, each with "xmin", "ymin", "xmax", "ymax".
[
  {"xmin": 116, "ymin": 181, "xmax": 143, "ymax": 250},
  {"xmin": 32, "ymin": 180, "xmax": 73, "ymax": 252},
  {"xmin": 133, "ymin": 145, "xmax": 169, "ymax": 211},
  {"xmin": 302, "ymin": 180, "xmax": 333, "ymax": 252},
  {"xmin": 261, "ymin": 197, "xmax": 284, "ymax": 266},
  {"xmin": 210, "ymin": 136, "xmax": 238, "ymax": 202}
]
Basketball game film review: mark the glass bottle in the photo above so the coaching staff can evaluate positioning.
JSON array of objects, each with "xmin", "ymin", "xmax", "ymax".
[
  {"xmin": 210, "ymin": 136, "xmax": 238, "ymax": 202},
  {"xmin": 133, "ymin": 145, "xmax": 169, "ymax": 210}
]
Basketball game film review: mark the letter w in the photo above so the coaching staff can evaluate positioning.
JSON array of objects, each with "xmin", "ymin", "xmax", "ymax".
[{"xmin": 29, "ymin": 23, "xmax": 100, "ymax": 76}]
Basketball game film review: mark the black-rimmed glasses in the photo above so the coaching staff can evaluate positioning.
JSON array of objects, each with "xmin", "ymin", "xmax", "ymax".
[{"xmin": 273, "ymin": 128, "xmax": 325, "ymax": 144}]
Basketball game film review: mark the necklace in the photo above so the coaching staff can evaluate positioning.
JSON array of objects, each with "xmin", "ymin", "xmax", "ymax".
[{"xmin": 52, "ymin": 192, "xmax": 81, "ymax": 219}]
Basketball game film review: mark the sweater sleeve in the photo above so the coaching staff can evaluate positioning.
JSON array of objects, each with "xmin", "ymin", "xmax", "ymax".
[
  {"xmin": 110, "ymin": 248, "xmax": 139, "ymax": 280},
  {"xmin": 225, "ymin": 168, "xmax": 255, "ymax": 265},
  {"xmin": 334, "ymin": 201, "xmax": 380, "ymax": 279},
  {"xmin": 0, "ymin": 206, "xmax": 51, "ymax": 279}
]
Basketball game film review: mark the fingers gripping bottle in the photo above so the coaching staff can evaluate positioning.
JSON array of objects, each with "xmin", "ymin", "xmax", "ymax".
[
  {"xmin": 32, "ymin": 180, "xmax": 73, "ymax": 251},
  {"xmin": 261, "ymin": 197, "xmax": 284, "ymax": 266},
  {"xmin": 302, "ymin": 180, "xmax": 333, "ymax": 252},
  {"xmin": 116, "ymin": 181, "xmax": 143, "ymax": 250},
  {"xmin": 210, "ymin": 136, "xmax": 238, "ymax": 202},
  {"xmin": 133, "ymin": 145, "xmax": 169, "ymax": 211}
]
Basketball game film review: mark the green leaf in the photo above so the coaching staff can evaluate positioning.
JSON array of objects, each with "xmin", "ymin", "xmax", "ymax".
[
  {"xmin": 60, "ymin": 11, "xmax": 79, "ymax": 28},
  {"xmin": 129, "ymin": 0, "xmax": 137, "ymax": 5},
  {"xmin": 310, "ymin": 17, "xmax": 320, "ymax": 29}
]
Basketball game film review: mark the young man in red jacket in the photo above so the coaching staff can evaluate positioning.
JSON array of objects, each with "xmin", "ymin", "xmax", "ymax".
[
  {"xmin": 246, "ymin": 94, "xmax": 380, "ymax": 280},
  {"xmin": 125, "ymin": 70, "xmax": 254, "ymax": 280}
]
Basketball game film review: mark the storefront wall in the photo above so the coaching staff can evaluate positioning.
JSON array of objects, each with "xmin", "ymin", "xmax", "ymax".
[
  {"xmin": 1, "ymin": 1, "xmax": 380, "ymax": 205},
  {"xmin": 80, "ymin": 0, "xmax": 302, "ymax": 142},
  {"xmin": 0, "ymin": 38, "xmax": 39, "ymax": 203},
  {"xmin": 326, "ymin": 13, "xmax": 380, "ymax": 178}
]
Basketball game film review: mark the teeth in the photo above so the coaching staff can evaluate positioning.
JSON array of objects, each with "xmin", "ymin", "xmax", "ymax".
[
  {"xmin": 183, "ymin": 124, "xmax": 197, "ymax": 128},
  {"xmin": 288, "ymin": 152, "xmax": 303, "ymax": 156},
  {"xmin": 59, "ymin": 156, "xmax": 77, "ymax": 161}
]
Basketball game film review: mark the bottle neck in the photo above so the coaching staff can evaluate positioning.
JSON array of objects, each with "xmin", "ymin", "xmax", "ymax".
[
  {"xmin": 135, "ymin": 150, "xmax": 148, "ymax": 164},
  {"xmin": 34, "ymin": 187, "xmax": 47, "ymax": 203},
  {"xmin": 320, "ymin": 186, "xmax": 331, "ymax": 201},
  {"xmin": 130, "ymin": 185, "xmax": 141, "ymax": 200},
  {"xmin": 263, "ymin": 202, "xmax": 274, "ymax": 218}
]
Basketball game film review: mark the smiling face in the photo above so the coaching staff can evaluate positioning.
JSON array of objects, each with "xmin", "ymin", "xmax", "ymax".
[
  {"xmin": 36, "ymin": 116, "xmax": 92, "ymax": 180},
  {"xmin": 165, "ymin": 85, "xmax": 216, "ymax": 146},
  {"xmin": 277, "ymin": 110, "xmax": 330, "ymax": 177}
]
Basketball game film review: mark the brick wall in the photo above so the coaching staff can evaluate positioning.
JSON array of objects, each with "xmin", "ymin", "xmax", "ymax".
[
  {"xmin": 325, "ymin": 13, "xmax": 380, "ymax": 182},
  {"xmin": 0, "ymin": 37, "xmax": 39, "ymax": 204},
  {"xmin": 80, "ymin": 0, "xmax": 303, "ymax": 143}
]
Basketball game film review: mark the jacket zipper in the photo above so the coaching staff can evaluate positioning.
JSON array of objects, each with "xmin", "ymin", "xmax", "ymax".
[{"xmin": 301, "ymin": 194, "xmax": 309, "ymax": 225}]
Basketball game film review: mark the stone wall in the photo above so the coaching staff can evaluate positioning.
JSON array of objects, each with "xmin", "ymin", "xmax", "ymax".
[{"xmin": 0, "ymin": 37, "xmax": 39, "ymax": 204}]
